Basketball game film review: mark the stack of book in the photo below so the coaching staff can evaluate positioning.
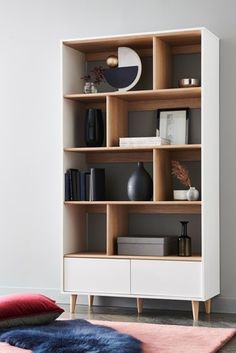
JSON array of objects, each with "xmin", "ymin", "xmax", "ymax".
[
  {"xmin": 65, "ymin": 168, "xmax": 105, "ymax": 201},
  {"xmin": 119, "ymin": 136, "xmax": 170, "ymax": 147}
]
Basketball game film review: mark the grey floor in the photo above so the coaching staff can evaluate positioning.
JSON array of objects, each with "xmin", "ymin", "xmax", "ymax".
[{"xmin": 61, "ymin": 304, "xmax": 236, "ymax": 352}]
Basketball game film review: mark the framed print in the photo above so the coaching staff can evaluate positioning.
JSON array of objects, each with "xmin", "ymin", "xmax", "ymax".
[{"xmin": 157, "ymin": 108, "xmax": 189, "ymax": 145}]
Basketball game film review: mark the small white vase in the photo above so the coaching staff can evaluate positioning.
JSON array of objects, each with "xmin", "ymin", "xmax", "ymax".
[{"xmin": 187, "ymin": 187, "xmax": 199, "ymax": 201}]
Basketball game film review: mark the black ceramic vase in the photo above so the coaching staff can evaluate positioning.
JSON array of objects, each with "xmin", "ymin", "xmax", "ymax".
[
  {"xmin": 85, "ymin": 108, "xmax": 104, "ymax": 147},
  {"xmin": 127, "ymin": 162, "xmax": 153, "ymax": 201}
]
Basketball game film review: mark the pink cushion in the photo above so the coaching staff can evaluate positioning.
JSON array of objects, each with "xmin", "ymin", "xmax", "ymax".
[{"xmin": 0, "ymin": 293, "xmax": 64, "ymax": 328}]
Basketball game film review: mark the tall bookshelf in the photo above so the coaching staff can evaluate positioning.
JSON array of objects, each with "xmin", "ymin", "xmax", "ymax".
[{"xmin": 62, "ymin": 28, "xmax": 219, "ymax": 320}]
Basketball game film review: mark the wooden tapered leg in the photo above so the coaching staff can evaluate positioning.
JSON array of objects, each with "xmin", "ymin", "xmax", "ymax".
[
  {"xmin": 136, "ymin": 298, "xmax": 144, "ymax": 314},
  {"xmin": 70, "ymin": 294, "xmax": 78, "ymax": 313},
  {"xmin": 191, "ymin": 301, "xmax": 199, "ymax": 321},
  {"xmin": 88, "ymin": 295, "xmax": 94, "ymax": 307},
  {"xmin": 204, "ymin": 299, "xmax": 211, "ymax": 314}
]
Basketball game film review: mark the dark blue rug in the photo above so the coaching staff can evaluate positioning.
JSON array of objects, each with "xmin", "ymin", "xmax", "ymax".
[{"xmin": 0, "ymin": 319, "xmax": 142, "ymax": 353}]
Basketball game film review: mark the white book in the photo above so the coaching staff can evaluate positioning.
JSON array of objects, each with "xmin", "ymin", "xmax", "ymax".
[{"xmin": 119, "ymin": 136, "xmax": 170, "ymax": 147}]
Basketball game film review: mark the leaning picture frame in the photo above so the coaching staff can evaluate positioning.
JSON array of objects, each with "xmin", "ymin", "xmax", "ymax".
[{"xmin": 157, "ymin": 108, "xmax": 189, "ymax": 145}]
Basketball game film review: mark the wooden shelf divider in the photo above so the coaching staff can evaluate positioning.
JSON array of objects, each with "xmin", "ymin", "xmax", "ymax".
[
  {"xmin": 107, "ymin": 204, "xmax": 128, "ymax": 256},
  {"xmin": 153, "ymin": 37, "xmax": 171, "ymax": 90},
  {"xmin": 154, "ymin": 149, "xmax": 173, "ymax": 201},
  {"xmin": 106, "ymin": 96, "xmax": 128, "ymax": 147}
]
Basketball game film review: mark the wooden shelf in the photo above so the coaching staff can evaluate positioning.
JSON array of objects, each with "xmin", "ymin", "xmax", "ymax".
[
  {"xmin": 64, "ymin": 201, "xmax": 201, "ymax": 205},
  {"xmin": 64, "ymin": 88, "xmax": 201, "ymax": 111},
  {"xmin": 64, "ymin": 145, "xmax": 201, "ymax": 163},
  {"xmin": 64, "ymin": 87, "xmax": 201, "ymax": 102},
  {"xmin": 64, "ymin": 201, "xmax": 201, "ymax": 214},
  {"xmin": 64, "ymin": 252, "xmax": 202, "ymax": 262},
  {"xmin": 64, "ymin": 144, "xmax": 201, "ymax": 152},
  {"xmin": 63, "ymin": 29, "xmax": 201, "ymax": 53}
]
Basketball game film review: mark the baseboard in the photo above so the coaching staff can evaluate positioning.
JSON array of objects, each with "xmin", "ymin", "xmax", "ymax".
[
  {"xmin": 1, "ymin": 287, "xmax": 236, "ymax": 314},
  {"xmin": 212, "ymin": 296, "xmax": 236, "ymax": 313}
]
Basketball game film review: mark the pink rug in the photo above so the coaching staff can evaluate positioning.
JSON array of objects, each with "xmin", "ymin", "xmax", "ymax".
[
  {"xmin": 92, "ymin": 321, "xmax": 236, "ymax": 353},
  {"xmin": 0, "ymin": 320, "xmax": 235, "ymax": 353}
]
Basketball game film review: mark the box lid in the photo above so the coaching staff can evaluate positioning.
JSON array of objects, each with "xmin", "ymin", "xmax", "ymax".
[{"xmin": 117, "ymin": 236, "xmax": 177, "ymax": 244}]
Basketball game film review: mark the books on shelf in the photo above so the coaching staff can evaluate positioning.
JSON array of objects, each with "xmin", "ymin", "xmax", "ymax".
[
  {"xmin": 80, "ymin": 171, "xmax": 90, "ymax": 201},
  {"xmin": 119, "ymin": 136, "xmax": 170, "ymax": 147},
  {"xmin": 65, "ymin": 168, "xmax": 105, "ymax": 201},
  {"xmin": 65, "ymin": 169, "xmax": 80, "ymax": 201},
  {"xmin": 90, "ymin": 168, "xmax": 105, "ymax": 201}
]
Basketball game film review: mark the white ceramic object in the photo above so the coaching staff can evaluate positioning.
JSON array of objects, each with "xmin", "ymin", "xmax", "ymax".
[
  {"xmin": 118, "ymin": 47, "xmax": 142, "ymax": 91},
  {"xmin": 186, "ymin": 187, "xmax": 199, "ymax": 201},
  {"xmin": 173, "ymin": 190, "xmax": 188, "ymax": 200}
]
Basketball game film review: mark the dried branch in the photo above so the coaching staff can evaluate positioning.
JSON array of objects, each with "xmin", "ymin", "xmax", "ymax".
[
  {"xmin": 81, "ymin": 66, "xmax": 105, "ymax": 85},
  {"xmin": 171, "ymin": 160, "xmax": 191, "ymax": 187}
]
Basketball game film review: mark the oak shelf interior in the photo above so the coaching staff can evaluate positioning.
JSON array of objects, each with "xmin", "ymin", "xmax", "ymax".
[
  {"xmin": 63, "ymin": 30, "xmax": 201, "ymax": 60},
  {"xmin": 64, "ymin": 201, "xmax": 201, "ymax": 205},
  {"xmin": 64, "ymin": 252, "xmax": 202, "ymax": 262},
  {"xmin": 64, "ymin": 144, "xmax": 201, "ymax": 152},
  {"xmin": 63, "ymin": 30, "xmax": 203, "ymax": 276},
  {"xmin": 64, "ymin": 145, "xmax": 201, "ymax": 163},
  {"xmin": 64, "ymin": 87, "xmax": 201, "ymax": 102},
  {"xmin": 64, "ymin": 201, "xmax": 201, "ymax": 214},
  {"xmin": 61, "ymin": 28, "xmax": 220, "ymax": 320}
]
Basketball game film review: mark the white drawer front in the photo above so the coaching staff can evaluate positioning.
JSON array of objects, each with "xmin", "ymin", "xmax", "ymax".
[
  {"xmin": 131, "ymin": 260, "xmax": 202, "ymax": 298},
  {"xmin": 64, "ymin": 258, "xmax": 130, "ymax": 294}
]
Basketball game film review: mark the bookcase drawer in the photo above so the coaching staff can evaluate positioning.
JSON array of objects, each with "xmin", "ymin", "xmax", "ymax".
[
  {"xmin": 64, "ymin": 258, "xmax": 130, "ymax": 294},
  {"xmin": 131, "ymin": 260, "xmax": 202, "ymax": 298}
]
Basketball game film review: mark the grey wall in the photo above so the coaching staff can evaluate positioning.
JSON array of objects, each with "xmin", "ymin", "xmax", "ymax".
[{"xmin": 0, "ymin": 0, "xmax": 236, "ymax": 313}]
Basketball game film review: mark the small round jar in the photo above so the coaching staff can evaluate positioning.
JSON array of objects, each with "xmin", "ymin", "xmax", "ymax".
[{"xmin": 178, "ymin": 78, "xmax": 200, "ymax": 88}]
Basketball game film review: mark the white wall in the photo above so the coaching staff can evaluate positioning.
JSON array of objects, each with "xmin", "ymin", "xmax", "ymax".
[{"xmin": 0, "ymin": 0, "xmax": 236, "ymax": 312}]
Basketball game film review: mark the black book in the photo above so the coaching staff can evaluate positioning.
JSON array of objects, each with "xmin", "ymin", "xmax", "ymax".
[
  {"xmin": 76, "ymin": 170, "xmax": 81, "ymax": 201},
  {"xmin": 89, "ymin": 168, "xmax": 105, "ymax": 201},
  {"xmin": 68, "ymin": 169, "xmax": 78, "ymax": 201},
  {"xmin": 65, "ymin": 171, "xmax": 71, "ymax": 201},
  {"xmin": 85, "ymin": 172, "xmax": 91, "ymax": 201},
  {"xmin": 80, "ymin": 171, "xmax": 90, "ymax": 201}
]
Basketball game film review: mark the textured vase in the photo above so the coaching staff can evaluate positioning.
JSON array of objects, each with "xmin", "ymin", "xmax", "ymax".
[
  {"xmin": 85, "ymin": 109, "xmax": 104, "ymax": 147},
  {"xmin": 186, "ymin": 187, "xmax": 199, "ymax": 201},
  {"xmin": 127, "ymin": 162, "xmax": 153, "ymax": 201}
]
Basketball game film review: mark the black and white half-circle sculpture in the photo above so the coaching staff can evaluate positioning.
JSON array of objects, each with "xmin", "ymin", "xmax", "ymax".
[{"xmin": 104, "ymin": 47, "xmax": 142, "ymax": 91}]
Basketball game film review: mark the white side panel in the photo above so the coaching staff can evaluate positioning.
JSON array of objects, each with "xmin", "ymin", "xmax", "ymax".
[
  {"xmin": 201, "ymin": 29, "xmax": 220, "ymax": 299},
  {"xmin": 131, "ymin": 260, "xmax": 202, "ymax": 298},
  {"xmin": 64, "ymin": 258, "xmax": 130, "ymax": 294},
  {"xmin": 61, "ymin": 44, "xmax": 88, "ymax": 292},
  {"xmin": 62, "ymin": 45, "xmax": 85, "ymax": 94}
]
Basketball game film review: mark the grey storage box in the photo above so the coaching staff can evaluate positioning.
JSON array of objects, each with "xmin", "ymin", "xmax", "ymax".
[{"xmin": 117, "ymin": 236, "xmax": 178, "ymax": 256}]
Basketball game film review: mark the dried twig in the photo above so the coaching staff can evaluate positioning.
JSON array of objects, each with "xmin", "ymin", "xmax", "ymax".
[
  {"xmin": 171, "ymin": 160, "xmax": 191, "ymax": 187},
  {"xmin": 81, "ymin": 66, "xmax": 105, "ymax": 85}
]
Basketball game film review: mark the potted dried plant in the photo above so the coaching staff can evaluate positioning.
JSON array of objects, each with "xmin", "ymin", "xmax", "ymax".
[
  {"xmin": 171, "ymin": 160, "xmax": 199, "ymax": 201},
  {"xmin": 81, "ymin": 66, "xmax": 105, "ymax": 94}
]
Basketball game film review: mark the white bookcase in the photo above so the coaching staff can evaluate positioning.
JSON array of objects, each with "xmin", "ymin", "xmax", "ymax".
[{"xmin": 61, "ymin": 27, "xmax": 219, "ymax": 320}]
